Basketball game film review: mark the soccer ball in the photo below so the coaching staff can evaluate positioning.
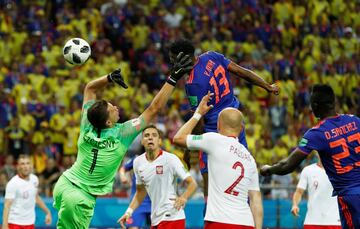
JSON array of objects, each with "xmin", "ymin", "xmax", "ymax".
[{"xmin": 63, "ymin": 38, "xmax": 91, "ymax": 65}]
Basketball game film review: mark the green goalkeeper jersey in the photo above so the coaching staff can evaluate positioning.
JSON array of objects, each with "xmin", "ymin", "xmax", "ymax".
[{"xmin": 63, "ymin": 100, "xmax": 146, "ymax": 195}]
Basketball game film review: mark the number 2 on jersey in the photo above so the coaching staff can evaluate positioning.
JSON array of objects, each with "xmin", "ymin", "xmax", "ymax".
[
  {"xmin": 330, "ymin": 132, "xmax": 360, "ymax": 174},
  {"xmin": 224, "ymin": 161, "xmax": 244, "ymax": 196},
  {"xmin": 209, "ymin": 65, "xmax": 230, "ymax": 104},
  {"xmin": 89, "ymin": 148, "xmax": 98, "ymax": 174}
]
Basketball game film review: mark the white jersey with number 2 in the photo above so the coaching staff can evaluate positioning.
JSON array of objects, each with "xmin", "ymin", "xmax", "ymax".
[{"xmin": 187, "ymin": 132, "xmax": 259, "ymax": 226}]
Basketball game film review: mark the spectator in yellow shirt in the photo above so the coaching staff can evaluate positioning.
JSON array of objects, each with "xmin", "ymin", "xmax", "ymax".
[
  {"xmin": 31, "ymin": 121, "xmax": 52, "ymax": 145},
  {"xmin": 38, "ymin": 82, "xmax": 53, "ymax": 104},
  {"xmin": 131, "ymin": 17, "xmax": 150, "ymax": 50},
  {"xmin": 11, "ymin": 73, "xmax": 32, "ymax": 107},
  {"xmin": 18, "ymin": 104, "xmax": 35, "ymax": 133},
  {"xmin": 63, "ymin": 119, "xmax": 80, "ymax": 156},
  {"xmin": 4, "ymin": 117, "xmax": 27, "ymax": 159},
  {"xmin": 31, "ymin": 144, "xmax": 48, "ymax": 174},
  {"xmin": 341, "ymin": 27, "xmax": 358, "ymax": 58},
  {"xmin": 49, "ymin": 105, "xmax": 70, "ymax": 152},
  {"xmin": 273, "ymin": 0, "xmax": 294, "ymax": 24}
]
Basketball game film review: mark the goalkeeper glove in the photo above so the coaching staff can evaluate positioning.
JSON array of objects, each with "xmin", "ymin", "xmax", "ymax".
[
  {"xmin": 167, "ymin": 52, "xmax": 193, "ymax": 86},
  {"xmin": 107, "ymin": 68, "xmax": 128, "ymax": 89}
]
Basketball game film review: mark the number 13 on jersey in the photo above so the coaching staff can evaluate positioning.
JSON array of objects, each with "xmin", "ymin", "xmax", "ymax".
[{"xmin": 209, "ymin": 65, "xmax": 230, "ymax": 104}]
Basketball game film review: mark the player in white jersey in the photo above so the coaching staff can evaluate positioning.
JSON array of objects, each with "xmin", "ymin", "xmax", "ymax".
[
  {"xmin": 118, "ymin": 125, "xmax": 197, "ymax": 229},
  {"xmin": 173, "ymin": 92, "xmax": 263, "ymax": 229},
  {"xmin": 2, "ymin": 154, "xmax": 52, "ymax": 229},
  {"xmin": 291, "ymin": 153, "xmax": 341, "ymax": 229}
]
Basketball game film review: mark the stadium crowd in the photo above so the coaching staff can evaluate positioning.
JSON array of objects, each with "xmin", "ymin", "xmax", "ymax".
[{"xmin": 0, "ymin": 0, "xmax": 359, "ymax": 199}]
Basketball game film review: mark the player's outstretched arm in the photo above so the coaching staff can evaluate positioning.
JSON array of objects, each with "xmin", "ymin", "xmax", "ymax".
[
  {"xmin": 228, "ymin": 62, "xmax": 279, "ymax": 95},
  {"xmin": 249, "ymin": 190, "xmax": 263, "ymax": 229},
  {"xmin": 119, "ymin": 166, "xmax": 129, "ymax": 184},
  {"xmin": 140, "ymin": 52, "xmax": 192, "ymax": 124},
  {"xmin": 117, "ymin": 185, "xmax": 147, "ymax": 228},
  {"xmin": 174, "ymin": 176, "xmax": 197, "ymax": 210},
  {"xmin": 36, "ymin": 194, "xmax": 52, "ymax": 225},
  {"xmin": 260, "ymin": 148, "xmax": 308, "ymax": 176},
  {"xmin": 291, "ymin": 188, "xmax": 304, "ymax": 217},
  {"xmin": 83, "ymin": 68, "xmax": 128, "ymax": 105},
  {"xmin": 173, "ymin": 92, "xmax": 213, "ymax": 147},
  {"xmin": 119, "ymin": 158, "xmax": 134, "ymax": 184},
  {"xmin": 2, "ymin": 199, "xmax": 13, "ymax": 229}
]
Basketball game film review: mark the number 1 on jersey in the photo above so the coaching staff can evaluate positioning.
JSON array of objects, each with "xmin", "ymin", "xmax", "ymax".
[{"xmin": 89, "ymin": 148, "xmax": 98, "ymax": 174}]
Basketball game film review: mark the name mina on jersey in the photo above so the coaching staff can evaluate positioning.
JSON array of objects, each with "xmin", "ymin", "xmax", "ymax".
[{"xmin": 185, "ymin": 51, "xmax": 240, "ymax": 131}]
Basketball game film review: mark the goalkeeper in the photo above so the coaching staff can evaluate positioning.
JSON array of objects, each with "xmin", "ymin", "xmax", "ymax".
[{"xmin": 53, "ymin": 53, "xmax": 192, "ymax": 229}]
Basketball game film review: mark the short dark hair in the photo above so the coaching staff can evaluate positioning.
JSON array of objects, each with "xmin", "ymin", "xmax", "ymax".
[
  {"xmin": 169, "ymin": 39, "xmax": 195, "ymax": 56},
  {"xmin": 310, "ymin": 84, "xmax": 335, "ymax": 113},
  {"xmin": 142, "ymin": 124, "xmax": 163, "ymax": 138},
  {"xmin": 87, "ymin": 100, "xmax": 109, "ymax": 129},
  {"xmin": 311, "ymin": 84, "xmax": 335, "ymax": 104},
  {"xmin": 18, "ymin": 154, "xmax": 30, "ymax": 162}
]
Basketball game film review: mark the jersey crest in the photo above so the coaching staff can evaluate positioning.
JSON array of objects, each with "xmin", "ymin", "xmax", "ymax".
[{"xmin": 156, "ymin": 165, "xmax": 163, "ymax": 174}]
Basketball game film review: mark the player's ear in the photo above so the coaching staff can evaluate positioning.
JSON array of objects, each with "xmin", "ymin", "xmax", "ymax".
[
  {"xmin": 310, "ymin": 102, "xmax": 322, "ymax": 118},
  {"xmin": 105, "ymin": 119, "xmax": 112, "ymax": 127},
  {"xmin": 140, "ymin": 135, "xmax": 145, "ymax": 146},
  {"xmin": 310, "ymin": 102, "xmax": 318, "ymax": 111}
]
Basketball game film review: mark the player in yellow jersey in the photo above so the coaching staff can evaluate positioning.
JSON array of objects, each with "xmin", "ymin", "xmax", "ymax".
[{"xmin": 52, "ymin": 53, "xmax": 192, "ymax": 229}]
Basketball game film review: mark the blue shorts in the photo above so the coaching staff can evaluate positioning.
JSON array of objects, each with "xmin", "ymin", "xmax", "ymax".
[
  {"xmin": 126, "ymin": 207, "xmax": 151, "ymax": 227},
  {"xmin": 199, "ymin": 127, "xmax": 248, "ymax": 174},
  {"xmin": 337, "ymin": 194, "xmax": 360, "ymax": 229}
]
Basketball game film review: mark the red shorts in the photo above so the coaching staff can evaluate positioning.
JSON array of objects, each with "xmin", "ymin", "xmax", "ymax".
[
  {"xmin": 8, "ymin": 224, "xmax": 35, "ymax": 229},
  {"xmin": 304, "ymin": 225, "xmax": 342, "ymax": 229},
  {"xmin": 151, "ymin": 219, "xmax": 185, "ymax": 229},
  {"xmin": 205, "ymin": 221, "xmax": 255, "ymax": 229}
]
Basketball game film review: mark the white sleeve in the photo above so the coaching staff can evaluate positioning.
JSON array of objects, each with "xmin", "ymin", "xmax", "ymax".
[
  {"xmin": 32, "ymin": 174, "xmax": 39, "ymax": 188},
  {"xmin": 297, "ymin": 167, "xmax": 308, "ymax": 190},
  {"xmin": 133, "ymin": 158, "xmax": 143, "ymax": 185},
  {"xmin": 248, "ymin": 164, "xmax": 260, "ymax": 191},
  {"xmin": 5, "ymin": 181, "xmax": 16, "ymax": 199},
  {"xmin": 171, "ymin": 155, "xmax": 190, "ymax": 181},
  {"xmin": 186, "ymin": 132, "xmax": 216, "ymax": 153}
]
